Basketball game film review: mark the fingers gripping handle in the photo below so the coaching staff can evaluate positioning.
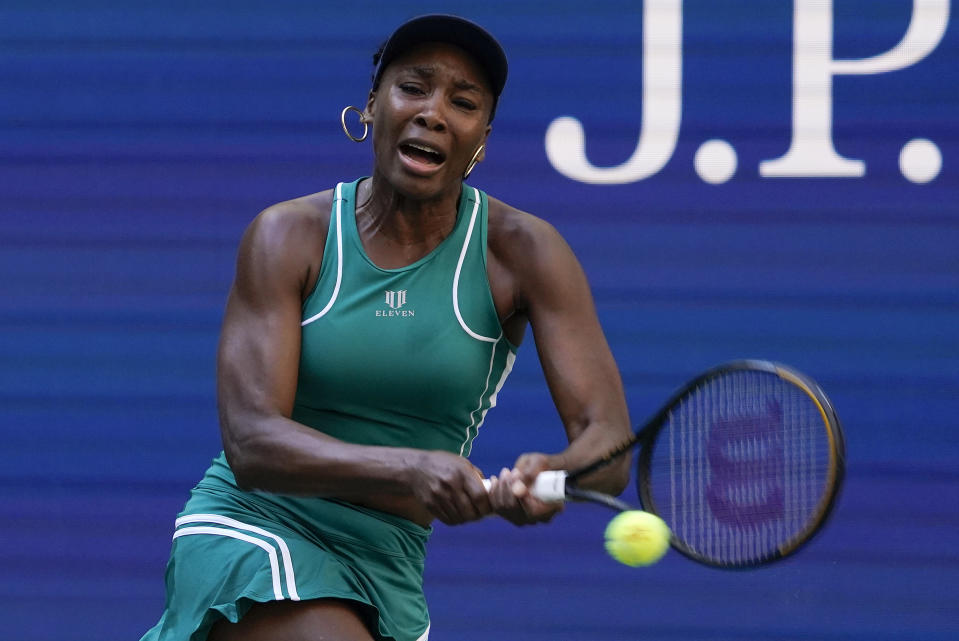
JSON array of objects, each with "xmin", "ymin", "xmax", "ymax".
[{"xmin": 481, "ymin": 470, "xmax": 568, "ymax": 502}]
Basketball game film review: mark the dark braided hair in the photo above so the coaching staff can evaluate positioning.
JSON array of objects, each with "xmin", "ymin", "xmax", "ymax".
[{"xmin": 371, "ymin": 42, "xmax": 387, "ymax": 90}]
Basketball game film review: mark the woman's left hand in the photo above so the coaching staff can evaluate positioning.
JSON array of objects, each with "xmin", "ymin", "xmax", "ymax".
[{"xmin": 487, "ymin": 452, "xmax": 564, "ymax": 526}]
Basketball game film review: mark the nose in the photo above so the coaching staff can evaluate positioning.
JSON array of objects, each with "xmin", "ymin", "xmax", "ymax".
[{"xmin": 413, "ymin": 94, "xmax": 447, "ymax": 132}]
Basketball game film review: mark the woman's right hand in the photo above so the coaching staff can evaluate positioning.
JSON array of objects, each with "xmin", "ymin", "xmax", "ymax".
[{"xmin": 406, "ymin": 451, "xmax": 493, "ymax": 525}]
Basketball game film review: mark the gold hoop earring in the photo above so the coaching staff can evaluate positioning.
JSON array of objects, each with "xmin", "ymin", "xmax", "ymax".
[
  {"xmin": 341, "ymin": 106, "xmax": 368, "ymax": 143},
  {"xmin": 464, "ymin": 145, "xmax": 485, "ymax": 179}
]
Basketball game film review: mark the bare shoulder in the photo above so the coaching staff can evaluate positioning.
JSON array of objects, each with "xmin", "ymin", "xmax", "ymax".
[
  {"xmin": 485, "ymin": 194, "xmax": 587, "ymax": 322},
  {"xmin": 235, "ymin": 188, "xmax": 337, "ymax": 300},
  {"xmin": 486, "ymin": 195, "xmax": 577, "ymax": 279},
  {"xmin": 486, "ymin": 195, "xmax": 569, "ymax": 264},
  {"xmin": 248, "ymin": 188, "xmax": 335, "ymax": 248}
]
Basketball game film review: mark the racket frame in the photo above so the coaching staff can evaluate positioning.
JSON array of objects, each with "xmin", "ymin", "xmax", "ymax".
[{"xmin": 565, "ymin": 359, "xmax": 846, "ymax": 569}]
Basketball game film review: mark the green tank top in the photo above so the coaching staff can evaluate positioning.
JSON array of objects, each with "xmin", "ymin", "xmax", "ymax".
[{"xmin": 291, "ymin": 179, "xmax": 517, "ymax": 457}]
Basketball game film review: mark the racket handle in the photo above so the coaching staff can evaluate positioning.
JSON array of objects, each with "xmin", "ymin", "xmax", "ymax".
[{"xmin": 481, "ymin": 470, "xmax": 568, "ymax": 502}]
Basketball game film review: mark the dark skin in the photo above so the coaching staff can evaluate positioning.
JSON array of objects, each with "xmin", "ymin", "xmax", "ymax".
[{"xmin": 211, "ymin": 42, "xmax": 631, "ymax": 640}]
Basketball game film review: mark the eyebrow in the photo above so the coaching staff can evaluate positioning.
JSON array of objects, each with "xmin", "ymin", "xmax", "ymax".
[
  {"xmin": 453, "ymin": 78, "xmax": 483, "ymax": 93},
  {"xmin": 405, "ymin": 65, "xmax": 484, "ymax": 94}
]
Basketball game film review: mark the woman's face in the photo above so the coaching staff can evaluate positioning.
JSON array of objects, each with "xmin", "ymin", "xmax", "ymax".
[{"xmin": 366, "ymin": 42, "xmax": 493, "ymax": 201}]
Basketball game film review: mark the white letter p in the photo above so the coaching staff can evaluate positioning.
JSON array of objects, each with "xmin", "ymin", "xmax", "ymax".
[{"xmin": 760, "ymin": 0, "xmax": 949, "ymax": 178}]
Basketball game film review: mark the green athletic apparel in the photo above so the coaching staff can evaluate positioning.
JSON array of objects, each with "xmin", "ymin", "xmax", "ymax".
[
  {"xmin": 140, "ymin": 180, "xmax": 516, "ymax": 641},
  {"xmin": 139, "ymin": 480, "xmax": 431, "ymax": 641},
  {"xmin": 294, "ymin": 178, "xmax": 517, "ymax": 456}
]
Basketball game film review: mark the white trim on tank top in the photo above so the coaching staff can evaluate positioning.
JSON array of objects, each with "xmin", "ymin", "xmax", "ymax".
[
  {"xmin": 459, "ymin": 347, "xmax": 516, "ymax": 456},
  {"xmin": 453, "ymin": 186, "xmax": 499, "ymax": 343},
  {"xmin": 302, "ymin": 184, "xmax": 496, "ymax": 341},
  {"xmin": 301, "ymin": 183, "xmax": 344, "ymax": 326}
]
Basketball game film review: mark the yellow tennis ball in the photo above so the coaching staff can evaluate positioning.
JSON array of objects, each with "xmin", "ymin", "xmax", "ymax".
[{"xmin": 604, "ymin": 511, "xmax": 671, "ymax": 567}]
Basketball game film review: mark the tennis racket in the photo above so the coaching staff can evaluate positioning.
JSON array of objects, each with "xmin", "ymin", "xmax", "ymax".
[{"xmin": 487, "ymin": 360, "xmax": 845, "ymax": 569}]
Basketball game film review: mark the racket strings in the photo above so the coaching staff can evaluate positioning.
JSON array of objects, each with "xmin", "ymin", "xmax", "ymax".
[{"xmin": 649, "ymin": 369, "xmax": 833, "ymax": 566}]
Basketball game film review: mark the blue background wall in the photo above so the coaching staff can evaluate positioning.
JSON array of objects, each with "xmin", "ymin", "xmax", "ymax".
[{"xmin": 1, "ymin": 1, "xmax": 957, "ymax": 639}]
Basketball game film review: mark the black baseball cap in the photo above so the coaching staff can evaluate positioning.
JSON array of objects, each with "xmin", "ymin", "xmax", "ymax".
[{"xmin": 371, "ymin": 15, "xmax": 508, "ymax": 119}]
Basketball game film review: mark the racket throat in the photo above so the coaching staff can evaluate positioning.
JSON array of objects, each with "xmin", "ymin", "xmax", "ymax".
[{"xmin": 565, "ymin": 487, "xmax": 634, "ymax": 512}]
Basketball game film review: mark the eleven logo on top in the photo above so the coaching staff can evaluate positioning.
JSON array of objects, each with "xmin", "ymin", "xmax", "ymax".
[{"xmin": 377, "ymin": 290, "xmax": 414, "ymax": 317}]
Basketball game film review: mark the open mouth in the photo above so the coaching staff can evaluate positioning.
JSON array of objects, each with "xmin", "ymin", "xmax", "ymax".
[{"xmin": 399, "ymin": 142, "xmax": 446, "ymax": 166}]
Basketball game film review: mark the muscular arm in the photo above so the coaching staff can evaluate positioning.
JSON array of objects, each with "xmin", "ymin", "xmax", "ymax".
[
  {"xmin": 489, "ymin": 202, "xmax": 632, "ymax": 500},
  {"xmin": 217, "ymin": 197, "xmax": 490, "ymax": 524},
  {"xmin": 217, "ymin": 198, "xmax": 398, "ymax": 494}
]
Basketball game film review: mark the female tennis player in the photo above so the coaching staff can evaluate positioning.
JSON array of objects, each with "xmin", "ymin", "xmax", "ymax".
[{"xmin": 140, "ymin": 14, "xmax": 631, "ymax": 641}]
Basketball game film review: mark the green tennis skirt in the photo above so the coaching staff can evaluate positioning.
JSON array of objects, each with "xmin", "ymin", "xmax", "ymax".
[{"xmin": 140, "ymin": 477, "xmax": 432, "ymax": 641}]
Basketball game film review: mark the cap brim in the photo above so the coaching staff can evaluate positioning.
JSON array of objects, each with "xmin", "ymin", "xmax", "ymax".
[{"xmin": 374, "ymin": 15, "xmax": 508, "ymax": 98}]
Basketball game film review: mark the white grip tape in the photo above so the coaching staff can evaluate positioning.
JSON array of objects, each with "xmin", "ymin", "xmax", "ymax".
[
  {"xmin": 531, "ymin": 470, "xmax": 568, "ymax": 502},
  {"xmin": 480, "ymin": 470, "xmax": 568, "ymax": 502}
]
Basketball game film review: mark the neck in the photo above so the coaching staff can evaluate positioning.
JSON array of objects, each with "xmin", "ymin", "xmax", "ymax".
[
  {"xmin": 353, "ymin": 175, "xmax": 462, "ymax": 269},
  {"xmin": 356, "ymin": 174, "xmax": 461, "ymax": 246}
]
